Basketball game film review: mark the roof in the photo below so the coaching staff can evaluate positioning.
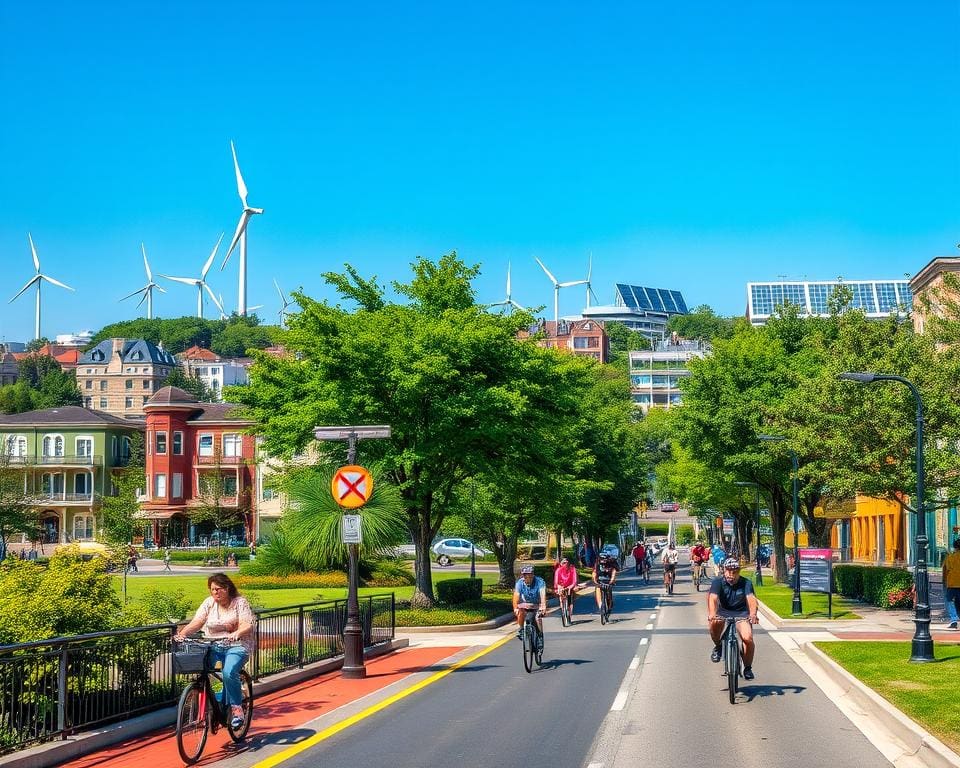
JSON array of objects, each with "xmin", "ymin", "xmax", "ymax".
[
  {"xmin": 0, "ymin": 405, "xmax": 143, "ymax": 428},
  {"xmin": 615, "ymin": 285, "xmax": 688, "ymax": 315},
  {"xmin": 910, "ymin": 257, "xmax": 960, "ymax": 294},
  {"xmin": 526, "ymin": 318, "xmax": 606, "ymax": 339},
  {"xmin": 79, "ymin": 338, "xmax": 177, "ymax": 366},
  {"xmin": 144, "ymin": 388, "xmax": 251, "ymax": 424},
  {"xmin": 12, "ymin": 345, "xmax": 80, "ymax": 366},
  {"xmin": 146, "ymin": 386, "xmax": 199, "ymax": 407},
  {"xmin": 179, "ymin": 345, "xmax": 220, "ymax": 362}
]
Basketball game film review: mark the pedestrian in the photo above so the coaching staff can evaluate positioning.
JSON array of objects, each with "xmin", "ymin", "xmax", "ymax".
[
  {"xmin": 942, "ymin": 538, "xmax": 960, "ymax": 630},
  {"xmin": 249, "ymin": 543, "xmax": 257, "ymax": 561},
  {"xmin": 126, "ymin": 544, "xmax": 138, "ymax": 573},
  {"xmin": 27, "ymin": 544, "xmax": 38, "ymax": 561},
  {"xmin": 163, "ymin": 548, "xmax": 172, "ymax": 572},
  {"xmin": 710, "ymin": 542, "xmax": 726, "ymax": 578}
]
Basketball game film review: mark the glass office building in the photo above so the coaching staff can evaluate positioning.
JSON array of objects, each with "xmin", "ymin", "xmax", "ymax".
[
  {"xmin": 582, "ymin": 284, "xmax": 688, "ymax": 342},
  {"xmin": 746, "ymin": 280, "xmax": 912, "ymax": 325}
]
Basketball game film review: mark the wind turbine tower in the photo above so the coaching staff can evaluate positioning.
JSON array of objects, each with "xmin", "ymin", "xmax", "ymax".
[
  {"xmin": 487, "ymin": 263, "xmax": 525, "ymax": 314},
  {"xmin": 535, "ymin": 257, "xmax": 587, "ymax": 325},
  {"xmin": 159, "ymin": 234, "xmax": 225, "ymax": 320},
  {"xmin": 221, "ymin": 141, "xmax": 264, "ymax": 316},
  {"xmin": 119, "ymin": 243, "xmax": 166, "ymax": 319},
  {"xmin": 9, "ymin": 234, "xmax": 75, "ymax": 340}
]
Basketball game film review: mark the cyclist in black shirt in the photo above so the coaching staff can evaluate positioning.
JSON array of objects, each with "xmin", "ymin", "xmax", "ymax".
[{"xmin": 707, "ymin": 557, "xmax": 759, "ymax": 680}]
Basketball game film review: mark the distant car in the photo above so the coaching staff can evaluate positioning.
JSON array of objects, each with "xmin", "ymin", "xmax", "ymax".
[
  {"xmin": 431, "ymin": 538, "xmax": 488, "ymax": 565},
  {"xmin": 600, "ymin": 544, "xmax": 621, "ymax": 562}
]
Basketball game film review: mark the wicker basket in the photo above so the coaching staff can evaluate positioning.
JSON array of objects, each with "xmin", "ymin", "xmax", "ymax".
[{"xmin": 173, "ymin": 642, "xmax": 210, "ymax": 675}]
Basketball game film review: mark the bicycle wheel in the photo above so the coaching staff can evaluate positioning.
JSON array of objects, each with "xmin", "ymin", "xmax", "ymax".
[
  {"xmin": 693, "ymin": 568, "xmax": 700, "ymax": 592},
  {"xmin": 600, "ymin": 593, "xmax": 608, "ymax": 625},
  {"xmin": 176, "ymin": 683, "xmax": 209, "ymax": 765},
  {"xmin": 559, "ymin": 595, "xmax": 568, "ymax": 627},
  {"xmin": 522, "ymin": 624, "xmax": 535, "ymax": 673},
  {"xmin": 227, "ymin": 670, "xmax": 254, "ymax": 742},
  {"xmin": 535, "ymin": 628, "xmax": 544, "ymax": 666},
  {"xmin": 727, "ymin": 632, "xmax": 739, "ymax": 704}
]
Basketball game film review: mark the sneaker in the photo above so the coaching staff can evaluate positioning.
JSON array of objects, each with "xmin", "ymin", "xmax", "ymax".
[
  {"xmin": 710, "ymin": 646, "xmax": 722, "ymax": 663},
  {"xmin": 949, "ymin": 622, "xmax": 958, "ymax": 630},
  {"xmin": 516, "ymin": 628, "xmax": 523, "ymax": 639},
  {"xmin": 743, "ymin": 667, "xmax": 755, "ymax": 680},
  {"xmin": 230, "ymin": 715, "xmax": 244, "ymax": 729}
]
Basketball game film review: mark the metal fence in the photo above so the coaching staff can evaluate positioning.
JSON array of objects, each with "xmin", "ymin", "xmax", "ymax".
[{"xmin": 0, "ymin": 594, "xmax": 395, "ymax": 755}]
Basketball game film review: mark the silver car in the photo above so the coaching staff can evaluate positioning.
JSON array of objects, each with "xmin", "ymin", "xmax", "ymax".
[{"xmin": 431, "ymin": 538, "xmax": 487, "ymax": 565}]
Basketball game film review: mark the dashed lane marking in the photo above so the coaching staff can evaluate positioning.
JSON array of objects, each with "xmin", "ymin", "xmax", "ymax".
[
  {"xmin": 611, "ymin": 691, "xmax": 628, "ymax": 711},
  {"xmin": 650, "ymin": 613, "xmax": 657, "ymax": 619},
  {"xmin": 645, "ymin": 623, "xmax": 654, "ymax": 630},
  {"xmin": 629, "ymin": 656, "xmax": 639, "ymax": 669},
  {"xmin": 640, "ymin": 637, "xmax": 649, "ymax": 646}
]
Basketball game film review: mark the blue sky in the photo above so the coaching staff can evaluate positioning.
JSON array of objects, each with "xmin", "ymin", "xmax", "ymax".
[{"xmin": 1, "ymin": 2, "xmax": 958, "ymax": 342}]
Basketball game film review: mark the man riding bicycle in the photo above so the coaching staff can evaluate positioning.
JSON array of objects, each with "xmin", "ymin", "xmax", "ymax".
[
  {"xmin": 554, "ymin": 557, "xmax": 579, "ymax": 618},
  {"xmin": 690, "ymin": 541, "xmax": 709, "ymax": 582},
  {"xmin": 593, "ymin": 552, "xmax": 618, "ymax": 614},
  {"xmin": 661, "ymin": 541, "xmax": 680, "ymax": 591},
  {"xmin": 514, "ymin": 565, "xmax": 547, "ymax": 644},
  {"xmin": 707, "ymin": 557, "xmax": 759, "ymax": 680},
  {"xmin": 631, "ymin": 541, "xmax": 646, "ymax": 575}
]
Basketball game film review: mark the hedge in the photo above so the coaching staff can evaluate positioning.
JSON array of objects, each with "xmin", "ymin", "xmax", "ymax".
[
  {"xmin": 833, "ymin": 564, "xmax": 914, "ymax": 609},
  {"xmin": 235, "ymin": 571, "xmax": 348, "ymax": 590},
  {"xmin": 436, "ymin": 577, "xmax": 483, "ymax": 605}
]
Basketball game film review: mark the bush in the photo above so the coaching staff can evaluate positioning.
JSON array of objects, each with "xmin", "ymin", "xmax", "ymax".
[
  {"xmin": 832, "ymin": 564, "xmax": 913, "ymax": 610},
  {"xmin": 675, "ymin": 525, "xmax": 695, "ymax": 546},
  {"xmin": 120, "ymin": 587, "xmax": 193, "ymax": 626},
  {"xmin": 366, "ymin": 560, "xmax": 415, "ymax": 587},
  {"xmin": 834, "ymin": 565, "xmax": 865, "ymax": 600},
  {"xmin": 164, "ymin": 547, "xmax": 250, "ymax": 564},
  {"xmin": 639, "ymin": 523, "xmax": 669, "ymax": 537},
  {"xmin": 395, "ymin": 597, "xmax": 512, "ymax": 626},
  {"xmin": 235, "ymin": 571, "xmax": 348, "ymax": 590},
  {"xmin": 436, "ymin": 578, "xmax": 483, "ymax": 605}
]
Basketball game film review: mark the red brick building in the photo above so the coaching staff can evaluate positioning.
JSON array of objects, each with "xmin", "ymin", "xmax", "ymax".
[
  {"xmin": 140, "ymin": 386, "xmax": 256, "ymax": 547},
  {"xmin": 519, "ymin": 318, "xmax": 609, "ymax": 362}
]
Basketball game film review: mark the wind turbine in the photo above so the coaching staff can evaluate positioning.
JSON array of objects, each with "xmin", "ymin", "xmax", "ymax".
[
  {"xmin": 220, "ymin": 141, "xmax": 263, "ymax": 316},
  {"xmin": 274, "ymin": 279, "xmax": 294, "ymax": 328},
  {"xmin": 486, "ymin": 263, "xmax": 525, "ymax": 313},
  {"xmin": 119, "ymin": 243, "xmax": 166, "ymax": 319},
  {"xmin": 584, "ymin": 253, "xmax": 600, "ymax": 308},
  {"xmin": 535, "ymin": 257, "xmax": 587, "ymax": 325},
  {"xmin": 9, "ymin": 233, "xmax": 74, "ymax": 340},
  {"xmin": 159, "ymin": 234, "xmax": 225, "ymax": 319},
  {"xmin": 215, "ymin": 294, "xmax": 262, "ymax": 320}
]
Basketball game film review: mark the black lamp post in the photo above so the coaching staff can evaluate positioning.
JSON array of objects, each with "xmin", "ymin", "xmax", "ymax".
[
  {"xmin": 734, "ymin": 481, "xmax": 763, "ymax": 587},
  {"xmin": 759, "ymin": 434, "xmax": 802, "ymax": 614},
  {"xmin": 838, "ymin": 372, "xmax": 934, "ymax": 662},
  {"xmin": 469, "ymin": 480, "xmax": 477, "ymax": 580}
]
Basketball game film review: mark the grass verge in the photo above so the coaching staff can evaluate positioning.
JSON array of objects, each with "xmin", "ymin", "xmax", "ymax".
[
  {"xmin": 816, "ymin": 641, "xmax": 960, "ymax": 752},
  {"xmin": 395, "ymin": 597, "xmax": 513, "ymax": 627},
  {"xmin": 748, "ymin": 576, "xmax": 862, "ymax": 620}
]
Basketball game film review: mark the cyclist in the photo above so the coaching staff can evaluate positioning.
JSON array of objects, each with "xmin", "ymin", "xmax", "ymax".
[
  {"xmin": 513, "ymin": 565, "xmax": 547, "ymax": 645},
  {"xmin": 707, "ymin": 557, "xmax": 759, "ymax": 680},
  {"xmin": 710, "ymin": 542, "xmax": 726, "ymax": 577},
  {"xmin": 554, "ymin": 557, "xmax": 579, "ymax": 619},
  {"xmin": 661, "ymin": 540, "xmax": 680, "ymax": 592},
  {"xmin": 174, "ymin": 573, "xmax": 255, "ymax": 729},
  {"xmin": 690, "ymin": 541, "xmax": 709, "ymax": 583},
  {"xmin": 631, "ymin": 541, "xmax": 646, "ymax": 576},
  {"xmin": 592, "ymin": 552, "xmax": 619, "ymax": 614}
]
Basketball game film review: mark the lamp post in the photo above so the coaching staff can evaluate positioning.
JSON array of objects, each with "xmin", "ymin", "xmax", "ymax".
[
  {"xmin": 314, "ymin": 425, "xmax": 392, "ymax": 679},
  {"xmin": 734, "ymin": 481, "xmax": 763, "ymax": 587},
  {"xmin": 469, "ymin": 480, "xmax": 477, "ymax": 580},
  {"xmin": 838, "ymin": 372, "xmax": 934, "ymax": 662},
  {"xmin": 759, "ymin": 434, "xmax": 801, "ymax": 614}
]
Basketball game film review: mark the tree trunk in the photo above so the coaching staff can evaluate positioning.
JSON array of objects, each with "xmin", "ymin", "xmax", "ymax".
[
  {"xmin": 496, "ymin": 537, "xmax": 518, "ymax": 589},
  {"xmin": 800, "ymin": 494, "xmax": 835, "ymax": 548},
  {"xmin": 555, "ymin": 528, "xmax": 563, "ymax": 563},
  {"xmin": 410, "ymin": 513, "xmax": 436, "ymax": 608},
  {"xmin": 767, "ymin": 487, "xmax": 789, "ymax": 583}
]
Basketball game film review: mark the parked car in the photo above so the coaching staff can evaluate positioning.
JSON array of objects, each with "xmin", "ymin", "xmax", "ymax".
[
  {"xmin": 600, "ymin": 544, "xmax": 622, "ymax": 565},
  {"xmin": 431, "ymin": 538, "xmax": 488, "ymax": 565}
]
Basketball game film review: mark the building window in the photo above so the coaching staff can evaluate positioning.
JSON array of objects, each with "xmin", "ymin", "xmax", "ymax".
[
  {"xmin": 99, "ymin": 398, "xmax": 108, "ymax": 409},
  {"xmin": 262, "ymin": 487, "xmax": 277, "ymax": 501},
  {"xmin": 198, "ymin": 434, "xmax": 214, "ymax": 457},
  {"xmin": 142, "ymin": 396, "xmax": 149, "ymax": 405},
  {"xmin": 173, "ymin": 432, "xmax": 183, "ymax": 455},
  {"xmin": 124, "ymin": 379, "xmax": 133, "ymax": 389},
  {"xmin": 155, "ymin": 432, "xmax": 167, "ymax": 455},
  {"xmin": 85, "ymin": 380, "xmax": 92, "ymax": 390},
  {"xmin": 222, "ymin": 434, "xmax": 242, "ymax": 457},
  {"xmin": 86, "ymin": 368, "xmax": 92, "ymax": 374},
  {"xmin": 76, "ymin": 437, "xmax": 93, "ymax": 458},
  {"xmin": 99, "ymin": 380, "xmax": 107, "ymax": 391},
  {"xmin": 142, "ymin": 380, "xmax": 151, "ymax": 389},
  {"xmin": 84, "ymin": 397, "xmax": 92, "ymax": 408},
  {"xmin": 42, "ymin": 435, "xmax": 64, "ymax": 457},
  {"xmin": 172, "ymin": 473, "xmax": 183, "ymax": 498},
  {"xmin": 72, "ymin": 514, "xmax": 94, "ymax": 540},
  {"xmin": 5, "ymin": 436, "xmax": 27, "ymax": 457},
  {"xmin": 223, "ymin": 475, "xmax": 238, "ymax": 496},
  {"xmin": 154, "ymin": 473, "xmax": 166, "ymax": 499},
  {"xmin": 75, "ymin": 473, "xmax": 90, "ymax": 495},
  {"xmin": 125, "ymin": 397, "xmax": 133, "ymax": 408},
  {"xmin": 211, "ymin": 367, "xmax": 220, "ymax": 375}
]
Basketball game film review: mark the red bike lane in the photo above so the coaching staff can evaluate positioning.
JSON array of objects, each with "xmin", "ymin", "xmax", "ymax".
[{"xmin": 62, "ymin": 645, "xmax": 463, "ymax": 768}]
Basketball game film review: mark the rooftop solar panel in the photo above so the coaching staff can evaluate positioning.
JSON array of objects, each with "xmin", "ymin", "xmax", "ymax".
[{"xmin": 616, "ymin": 284, "xmax": 638, "ymax": 309}]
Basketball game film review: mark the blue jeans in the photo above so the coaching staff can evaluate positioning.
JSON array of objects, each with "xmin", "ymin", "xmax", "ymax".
[
  {"xmin": 208, "ymin": 645, "xmax": 249, "ymax": 707},
  {"xmin": 945, "ymin": 587, "xmax": 960, "ymax": 623}
]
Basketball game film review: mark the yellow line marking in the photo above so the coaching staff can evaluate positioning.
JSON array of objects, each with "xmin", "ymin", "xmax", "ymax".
[{"xmin": 251, "ymin": 636, "xmax": 512, "ymax": 768}]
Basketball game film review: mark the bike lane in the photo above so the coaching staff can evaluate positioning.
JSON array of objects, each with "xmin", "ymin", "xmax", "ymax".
[{"xmin": 61, "ymin": 645, "xmax": 464, "ymax": 768}]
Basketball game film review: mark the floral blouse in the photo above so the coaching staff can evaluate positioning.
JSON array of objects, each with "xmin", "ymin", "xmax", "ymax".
[{"xmin": 192, "ymin": 595, "xmax": 256, "ymax": 655}]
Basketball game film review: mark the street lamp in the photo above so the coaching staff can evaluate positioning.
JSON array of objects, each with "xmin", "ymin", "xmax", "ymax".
[
  {"xmin": 314, "ymin": 425, "xmax": 392, "ymax": 679},
  {"xmin": 469, "ymin": 480, "xmax": 477, "ymax": 579},
  {"xmin": 838, "ymin": 372, "xmax": 934, "ymax": 662},
  {"xmin": 759, "ymin": 434, "xmax": 802, "ymax": 615},
  {"xmin": 734, "ymin": 481, "xmax": 763, "ymax": 587}
]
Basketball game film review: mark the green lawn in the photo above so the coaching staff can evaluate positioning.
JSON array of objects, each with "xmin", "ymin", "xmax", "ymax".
[
  {"xmin": 115, "ymin": 571, "xmax": 503, "ymax": 614},
  {"xmin": 816, "ymin": 641, "xmax": 960, "ymax": 752},
  {"xmin": 749, "ymin": 577, "xmax": 862, "ymax": 620}
]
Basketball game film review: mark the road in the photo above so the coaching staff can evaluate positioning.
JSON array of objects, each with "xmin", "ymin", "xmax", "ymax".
[{"xmin": 249, "ymin": 562, "xmax": 893, "ymax": 768}]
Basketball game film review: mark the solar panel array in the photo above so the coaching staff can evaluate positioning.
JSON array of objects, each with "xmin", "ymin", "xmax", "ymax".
[
  {"xmin": 748, "ymin": 280, "xmax": 912, "ymax": 320},
  {"xmin": 615, "ymin": 284, "xmax": 689, "ymax": 315}
]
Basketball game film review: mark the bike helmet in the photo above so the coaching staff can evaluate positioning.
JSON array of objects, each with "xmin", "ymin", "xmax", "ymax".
[
  {"xmin": 722, "ymin": 557, "xmax": 741, "ymax": 570},
  {"xmin": 520, "ymin": 565, "xmax": 535, "ymax": 574}
]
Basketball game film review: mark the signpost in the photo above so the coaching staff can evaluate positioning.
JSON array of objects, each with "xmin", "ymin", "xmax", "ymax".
[{"xmin": 797, "ymin": 548, "xmax": 834, "ymax": 618}]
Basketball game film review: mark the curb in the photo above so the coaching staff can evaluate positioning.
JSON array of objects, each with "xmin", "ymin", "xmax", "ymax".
[
  {"xmin": 0, "ymin": 639, "xmax": 409, "ymax": 768},
  {"xmin": 397, "ymin": 612, "xmax": 515, "ymax": 633},
  {"xmin": 803, "ymin": 641, "xmax": 960, "ymax": 768}
]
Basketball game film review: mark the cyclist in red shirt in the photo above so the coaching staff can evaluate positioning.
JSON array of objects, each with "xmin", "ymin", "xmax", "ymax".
[
  {"xmin": 690, "ymin": 541, "xmax": 709, "ymax": 585},
  {"xmin": 632, "ymin": 541, "xmax": 646, "ymax": 575},
  {"xmin": 554, "ymin": 557, "xmax": 579, "ymax": 618}
]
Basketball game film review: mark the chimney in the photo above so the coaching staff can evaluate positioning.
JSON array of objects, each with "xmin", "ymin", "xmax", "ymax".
[{"xmin": 108, "ymin": 338, "xmax": 125, "ymax": 373}]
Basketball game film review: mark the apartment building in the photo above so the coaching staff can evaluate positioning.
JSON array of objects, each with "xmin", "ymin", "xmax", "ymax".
[
  {"xmin": 520, "ymin": 318, "xmax": 609, "ymax": 362},
  {"xmin": 76, "ymin": 339, "xmax": 177, "ymax": 418},
  {"xmin": 629, "ymin": 339, "xmax": 709, "ymax": 410},
  {"xmin": 178, "ymin": 345, "xmax": 250, "ymax": 401},
  {"xmin": 746, "ymin": 279, "xmax": 912, "ymax": 326},
  {"xmin": 0, "ymin": 406, "xmax": 143, "ymax": 544},
  {"xmin": 909, "ymin": 256, "xmax": 960, "ymax": 335}
]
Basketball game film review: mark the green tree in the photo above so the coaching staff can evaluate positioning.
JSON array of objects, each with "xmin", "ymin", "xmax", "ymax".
[
  {"xmin": 0, "ymin": 453, "xmax": 38, "ymax": 561},
  {"xmin": 210, "ymin": 316, "xmax": 275, "ymax": 357},
  {"xmin": 163, "ymin": 367, "xmax": 215, "ymax": 402},
  {"xmin": 0, "ymin": 382, "xmax": 38, "ymax": 414},
  {"xmin": 99, "ymin": 434, "xmax": 146, "ymax": 547},
  {"xmin": 667, "ymin": 305, "xmax": 734, "ymax": 342},
  {"xmin": 605, "ymin": 321, "xmax": 650, "ymax": 368},
  {"xmin": 24, "ymin": 337, "xmax": 50, "ymax": 353}
]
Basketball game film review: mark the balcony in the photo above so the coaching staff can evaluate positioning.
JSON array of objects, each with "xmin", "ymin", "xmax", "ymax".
[
  {"xmin": 7, "ymin": 455, "xmax": 102, "ymax": 467},
  {"xmin": 195, "ymin": 455, "xmax": 246, "ymax": 466},
  {"xmin": 30, "ymin": 493, "xmax": 94, "ymax": 506}
]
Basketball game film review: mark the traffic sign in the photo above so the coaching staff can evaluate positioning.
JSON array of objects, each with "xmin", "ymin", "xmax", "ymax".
[
  {"xmin": 342, "ymin": 514, "xmax": 362, "ymax": 544},
  {"xmin": 332, "ymin": 465, "xmax": 373, "ymax": 509}
]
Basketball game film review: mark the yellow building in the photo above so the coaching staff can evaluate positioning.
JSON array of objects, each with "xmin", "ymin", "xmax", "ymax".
[{"xmin": 824, "ymin": 495, "xmax": 905, "ymax": 564}]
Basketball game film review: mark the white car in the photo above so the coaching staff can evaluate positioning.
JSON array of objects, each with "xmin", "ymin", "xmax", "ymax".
[{"xmin": 431, "ymin": 538, "xmax": 487, "ymax": 565}]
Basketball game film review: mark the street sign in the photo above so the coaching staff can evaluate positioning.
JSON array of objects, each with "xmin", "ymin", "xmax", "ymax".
[
  {"xmin": 722, "ymin": 519, "xmax": 735, "ymax": 536},
  {"xmin": 332, "ymin": 465, "xmax": 373, "ymax": 509},
  {"xmin": 342, "ymin": 514, "xmax": 362, "ymax": 544},
  {"xmin": 796, "ymin": 548, "xmax": 833, "ymax": 616}
]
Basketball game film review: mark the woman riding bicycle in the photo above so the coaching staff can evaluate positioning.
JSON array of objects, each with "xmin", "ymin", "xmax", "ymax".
[
  {"xmin": 553, "ymin": 557, "xmax": 578, "ymax": 619},
  {"xmin": 174, "ymin": 573, "xmax": 255, "ymax": 729}
]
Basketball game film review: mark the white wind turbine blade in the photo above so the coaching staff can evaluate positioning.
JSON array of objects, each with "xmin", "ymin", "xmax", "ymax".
[
  {"xmin": 203, "ymin": 232, "xmax": 224, "ymax": 278},
  {"xmin": 203, "ymin": 283, "xmax": 223, "ymax": 314},
  {"xmin": 40, "ymin": 274, "xmax": 74, "ymax": 291},
  {"xmin": 248, "ymin": 304, "xmax": 263, "ymax": 312},
  {"xmin": 160, "ymin": 275, "xmax": 200, "ymax": 286},
  {"xmin": 222, "ymin": 212, "xmax": 251, "ymax": 267},
  {"xmin": 558, "ymin": 279, "xmax": 588, "ymax": 288},
  {"xmin": 509, "ymin": 299, "xmax": 526, "ymax": 311},
  {"xmin": 155, "ymin": 283, "xmax": 167, "ymax": 293},
  {"xmin": 142, "ymin": 243, "xmax": 153, "ymax": 281},
  {"xmin": 9, "ymin": 275, "xmax": 40, "ymax": 303},
  {"xmin": 535, "ymin": 257, "xmax": 558, "ymax": 285},
  {"xmin": 119, "ymin": 286, "xmax": 148, "ymax": 302},
  {"xmin": 28, "ymin": 233, "xmax": 40, "ymax": 272},
  {"xmin": 274, "ymin": 278, "xmax": 286, "ymax": 304},
  {"xmin": 136, "ymin": 291, "xmax": 149, "ymax": 309},
  {"xmin": 506, "ymin": 262, "xmax": 512, "ymax": 298},
  {"xmin": 231, "ymin": 140, "xmax": 249, "ymax": 208}
]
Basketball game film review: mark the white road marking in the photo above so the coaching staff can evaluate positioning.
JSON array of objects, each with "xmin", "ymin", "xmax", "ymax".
[
  {"xmin": 640, "ymin": 637, "xmax": 649, "ymax": 645},
  {"xmin": 650, "ymin": 612, "xmax": 657, "ymax": 619},
  {"xmin": 645, "ymin": 623, "xmax": 654, "ymax": 630},
  {"xmin": 629, "ymin": 656, "xmax": 639, "ymax": 669},
  {"xmin": 611, "ymin": 691, "xmax": 628, "ymax": 711},
  {"xmin": 588, "ymin": 763, "xmax": 604, "ymax": 768}
]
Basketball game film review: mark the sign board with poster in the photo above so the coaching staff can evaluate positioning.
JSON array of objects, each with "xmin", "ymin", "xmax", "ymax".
[
  {"xmin": 342, "ymin": 514, "xmax": 362, "ymax": 544},
  {"xmin": 797, "ymin": 547, "xmax": 834, "ymax": 617}
]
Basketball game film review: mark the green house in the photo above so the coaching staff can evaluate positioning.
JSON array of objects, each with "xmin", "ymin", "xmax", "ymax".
[{"xmin": 0, "ymin": 406, "xmax": 144, "ymax": 544}]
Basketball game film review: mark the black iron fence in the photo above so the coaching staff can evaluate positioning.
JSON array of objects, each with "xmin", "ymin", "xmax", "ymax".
[{"xmin": 0, "ymin": 594, "xmax": 395, "ymax": 755}]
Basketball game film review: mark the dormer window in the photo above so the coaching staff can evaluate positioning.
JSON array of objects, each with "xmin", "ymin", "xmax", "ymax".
[
  {"xmin": 132, "ymin": 351, "xmax": 144, "ymax": 361},
  {"xmin": 92, "ymin": 350, "xmax": 104, "ymax": 362}
]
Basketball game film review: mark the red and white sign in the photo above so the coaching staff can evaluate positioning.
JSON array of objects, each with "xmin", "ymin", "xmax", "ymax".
[
  {"xmin": 332, "ymin": 465, "xmax": 373, "ymax": 509},
  {"xmin": 799, "ymin": 548, "xmax": 833, "ymax": 561}
]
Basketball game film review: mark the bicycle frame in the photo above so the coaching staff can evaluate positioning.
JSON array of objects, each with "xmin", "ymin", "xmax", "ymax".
[{"xmin": 721, "ymin": 618, "xmax": 743, "ymax": 704}]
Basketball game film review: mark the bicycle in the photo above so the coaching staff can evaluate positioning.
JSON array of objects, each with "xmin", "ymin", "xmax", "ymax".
[
  {"xmin": 517, "ymin": 603, "xmax": 544, "ymax": 672},
  {"xmin": 718, "ymin": 617, "xmax": 744, "ymax": 705},
  {"xmin": 597, "ymin": 582, "xmax": 613, "ymax": 624},
  {"xmin": 663, "ymin": 564, "xmax": 676, "ymax": 595},
  {"xmin": 556, "ymin": 587, "xmax": 574, "ymax": 627},
  {"xmin": 173, "ymin": 639, "xmax": 253, "ymax": 764},
  {"xmin": 692, "ymin": 561, "xmax": 706, "ymax": 591}
]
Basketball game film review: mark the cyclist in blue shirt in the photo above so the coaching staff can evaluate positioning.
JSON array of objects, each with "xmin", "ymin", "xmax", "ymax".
[
  {"xmin": 513, "ymin": 565, "xmax": 547, "ymax": 641},
  {"xmin": 710, "ymin": 543, "xmax": 726, "ymax": 577}
]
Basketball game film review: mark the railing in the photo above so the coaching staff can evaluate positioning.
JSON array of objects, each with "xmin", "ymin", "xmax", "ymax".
[
  {"xmin": 6, "ymin": 455, "xmax": 102, "ymax": 466},
  {"xmin": 195, "ymin": 455, "xmax": 246, "ymax": 465},
  {"xmin": 0, "ymin": 595, "xmax": 395, "ymax": 755},
  {"xmin": 30, "ymin": 493, "xmax": 94, "ymax": 504}
]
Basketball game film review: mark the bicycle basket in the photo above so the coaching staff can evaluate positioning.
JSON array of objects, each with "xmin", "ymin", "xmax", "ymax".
[{"xmin": 173, "ymin": 642, "xmax": 210, "ymax": 675}]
